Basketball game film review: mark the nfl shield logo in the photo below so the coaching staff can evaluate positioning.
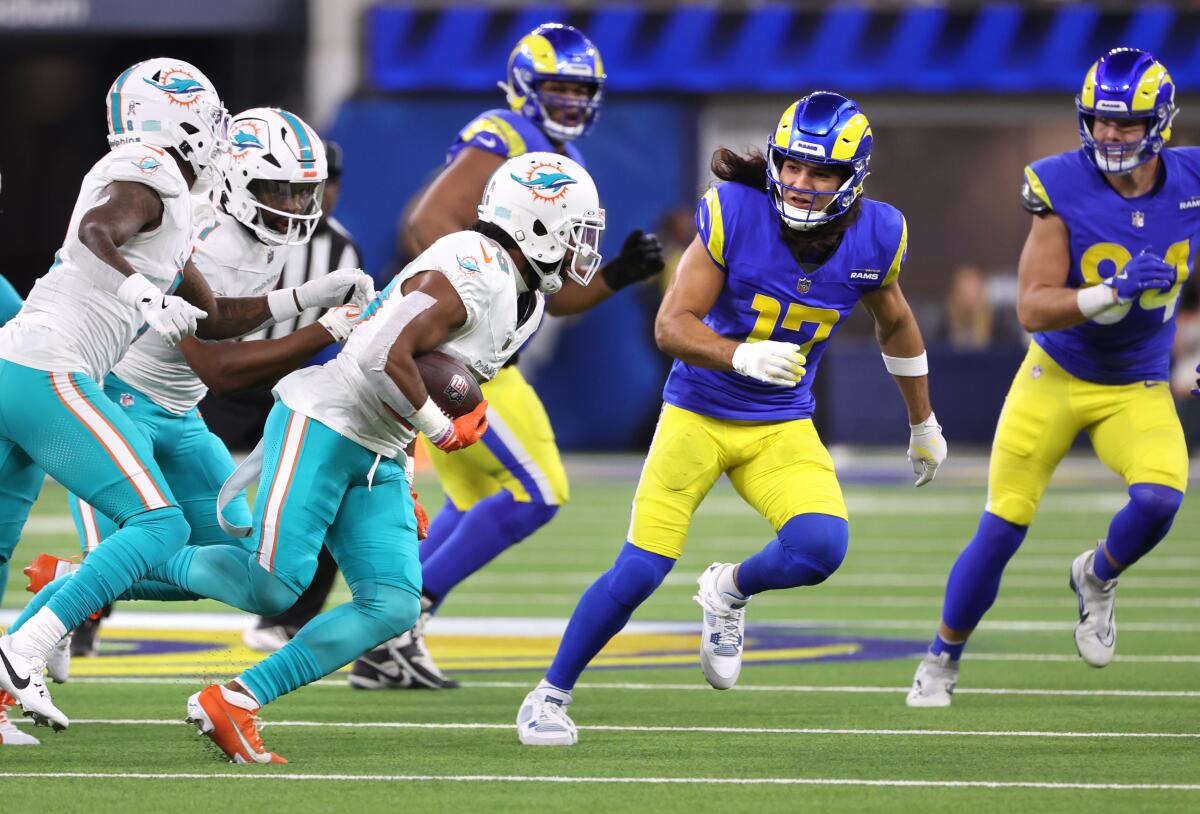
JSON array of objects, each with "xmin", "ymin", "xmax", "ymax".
[
  {"xmin": 119, "ymin": 392, "xmax": 135, "ymax": 408},
  {"xmin": 1132, "ymin": 211, "xmax": 1145, "ymax": 228},
  {"xmin": 443, "ymin": 374, "xmax": 470, "ymax": 405},
  {"xmin": 796, "ymin": 276, "xmax": 812, "ymax": 294}
]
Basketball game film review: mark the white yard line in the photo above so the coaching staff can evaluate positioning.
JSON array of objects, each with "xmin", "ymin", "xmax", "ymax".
[
  {"xmin": 63, "ymin": 677, "xmax": 1200, "ymax": 698},
  {"xmin": 11, "ymin": 718, "xmax": 1197, "ymax": 739},
  {"xmin": 0, "ymin": 772, "xmax": 1195, "ymax": 791}
]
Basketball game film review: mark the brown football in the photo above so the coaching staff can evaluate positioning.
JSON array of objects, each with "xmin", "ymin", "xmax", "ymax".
[{"xmin": 415, "ymin": 350, "xmax": 483, "ymax": 418}]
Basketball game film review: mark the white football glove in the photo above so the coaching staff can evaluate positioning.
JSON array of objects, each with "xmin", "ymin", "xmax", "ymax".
[
  {"xmin": 732, "ymin": 341, "xmax": 806, "ymax": 387},
  {"xmin": 317, "ymin": 303, "xmax": 363, "ymax": 342},
  {"xmin": 908, "ymin": 412, "xmax": 947, "ymax": 487},
  {"xmin": 298, "ymin": 268, "xmax": 375, "ymax": 309},
  {"xmin": 118, "ymin": 273, "xmax": 207, "ymax": 347},
  {"xmin": 269, "ymin": 268, "xmax": 375, "ymax": 323}
]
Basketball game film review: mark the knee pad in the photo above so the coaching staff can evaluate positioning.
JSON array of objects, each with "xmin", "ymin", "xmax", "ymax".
[
  {"xmin": 1128, "ymin": 483, "xmax": 1184, "ymax": 524},
  {"xmin": 970, "ymin": 512, "xmax": 1028, "ymax": 565},
  {"xmin": 606, "ymin": 542, "xmax": 674, "ymax": 607},
  {"xmin": 776, "ymin": 514, "xmax": 849, "ymax": 584},
  {"xmin": 251, "ymin": 568, "xmax": 304, "ymax": 618},
  {"xmin": 499, "ymin": 496, "xmax": 559, "ymax": 540}
]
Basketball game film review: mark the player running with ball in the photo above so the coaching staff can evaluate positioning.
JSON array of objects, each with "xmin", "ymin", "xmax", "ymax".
[
  {"xmin": 169, "ymin": 152, "xmax": 606, "ymax": 763},
  {"xmin": 517, "ymin": 91, "xmax": 947, "ymax": 746},
  {"xmin": 908, "ymin": 48, "xmax": 1193, "ymax": 707}
]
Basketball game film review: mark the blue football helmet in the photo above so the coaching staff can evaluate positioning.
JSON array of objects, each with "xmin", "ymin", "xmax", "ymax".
[
  {"xmin": 766, "ymin": 92, "xmax": 872, "ymax": 231},
  {"xmin": 1077, "ymin": 47, "xmax": 1177, "ymax": 174},
  {"xmin": 501, "ymin": 23, "xmax": 605, "ymax": 142}
]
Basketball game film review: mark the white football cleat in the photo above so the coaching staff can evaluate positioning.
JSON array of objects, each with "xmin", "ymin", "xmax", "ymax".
[
  {"xmin": 0, "ymin": 691, "xmax": 39, "ymax": 745},
  {"xmin": 46, "ymin": 635, "xmax": 71, "ymax": 684},
  {"xmin": 1070, "ymin": 547, "xmax": 1117, "ymax": 668},
  {"xmin": 906, "ymin": 650, "xmax": 959, "ymax": 708},
  {"xmin": 241, "ymin": 625, "xmax": 292, "ymax": 654},
  {"xmin": 516, "ymin": 680, "xmax": 578, "ymax": 746},
  {"xmin": 693, "ymin": 562, "xmax": 748, "ymax": 690},
  {"xmin": 0, "ymin": 634, "xmax": 68, "ymax": 730}
]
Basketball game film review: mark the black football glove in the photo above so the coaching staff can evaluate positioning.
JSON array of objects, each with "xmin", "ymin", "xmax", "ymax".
[{"xmin": 601, "ymin": 229, "xmax": 665, "ymax": 291}]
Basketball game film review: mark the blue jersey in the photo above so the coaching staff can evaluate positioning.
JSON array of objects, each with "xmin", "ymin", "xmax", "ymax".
[
  {"xmin": 1023, "ymin": 147, "xmax": 1200, "ymax": 384},
  {"xmin": 663, "ymin": 182, "xmax": 908, "ymax": 421},
  {"xmin": 446, "ymin": 108, "xmax": 584, "ymax": 167}
]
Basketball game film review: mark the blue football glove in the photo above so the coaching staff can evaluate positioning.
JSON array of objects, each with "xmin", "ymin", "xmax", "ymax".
[{"xmin": 1107, "ymin": 252, "xmax": 1176, "ymax": 303}]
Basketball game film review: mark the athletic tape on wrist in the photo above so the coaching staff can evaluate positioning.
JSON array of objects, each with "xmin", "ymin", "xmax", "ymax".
[
  {"xmin": 267, "ymin": 287, "xmax": 304, "ymax": 323},
  {"xmin": 882, "ymin": 351, "xmax": 928, "ymax": 377},
  {"xmin": 117, "ymin": 272, "xmax": 158, "ymax": 307},
  {"xmin": 1077, "ymin": 284, "xmax": 1120, "ymax": 317}
]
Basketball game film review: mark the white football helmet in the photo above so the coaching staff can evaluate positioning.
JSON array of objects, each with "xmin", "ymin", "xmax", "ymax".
[
  {"xmin": 105, "ymin": 58, "xmax": 229, "ymax": 189},
  {"xmin": 477, "ymin": 152, "xmax": 605, "ymax": 294},
  {"xmin": 219, "ymin": 108, "xmax": 328, "ymax": 246}
]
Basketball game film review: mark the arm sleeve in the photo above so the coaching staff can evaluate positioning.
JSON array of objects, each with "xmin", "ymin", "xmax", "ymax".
[
  {"xmin": 1020, "ymin": 165, "xmax": 1053, "ymax": 216},
  {"xmin": 880, "ymin": 214, "xmax": 908, "ymax": 288},
  {"xmin": 695, "ymin": 184, "xmax": 732, "ymax": 271}
]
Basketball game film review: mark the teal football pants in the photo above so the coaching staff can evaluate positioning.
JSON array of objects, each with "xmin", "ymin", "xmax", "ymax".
[
  {"xmin": 0, "ymin": 359, "xmax": 188, "ymax": 627},
  {"xmin": 155, "ymin": 402, "xmax": 422, "ymax": 705}
]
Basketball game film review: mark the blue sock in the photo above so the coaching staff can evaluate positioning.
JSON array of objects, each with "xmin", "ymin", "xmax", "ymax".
[
  {"xmin": 45, "ymin": 506, "xmax": 189, "ymax": 630},
  {"xmin": 930, "ymin": 634, "xmax": 967, "ymax": 660},
  {"xmin": 418, "ymin": 499, "xmax": 464, "ymax": 564},
  {"xmin": 545, "ymin": 543, "xmax": 674, "ymax": 691},
  {"xmin": 936, "ymin": 512, "xmax": 1027, "ymax": 653},
  {"xmin": 422, "ymin": 491, "xmax": 557, "ymax": 603},
  {"xmin": 1094, "ymin": 483, "xmax": 1184, "ymax": 581},
  {"xmin": 736, "ymin": 514, "xmax": 849, "ymax": 594},
  {"xmin": 240, "ymin": 583, "xmax": 419, "ymax": 705}
]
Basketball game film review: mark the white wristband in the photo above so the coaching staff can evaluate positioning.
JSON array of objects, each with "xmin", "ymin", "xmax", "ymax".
[
  {"xmin": 267, "ymin": 287, "xmax": 303, "ymax": 323},
  {"xmin": 911, "ymin": 410, "xmax": 940, "ymax": 432},
  {"xmin": 882, "ymin": 351, "xmax": 928, "ymax": 377},
  {"xmin": 117, "ymin": 272, "xmax": 159, "ymax": 307},
  {"xmin": 407, "ymin": 397, "xmax": 452, "ymax": 440},
  {"xmin": 1077, "ymin": 284, "xmax": 1119, "ymax": 318}
]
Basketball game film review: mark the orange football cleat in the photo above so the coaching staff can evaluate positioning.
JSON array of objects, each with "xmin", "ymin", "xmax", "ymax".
[
  {"xmin": 23, "ymin": 554, "xmax": 79, "ymax": 595},
  {"xmin": 186, "ymin": 684, "xmax": 287, "ymax": 764}
]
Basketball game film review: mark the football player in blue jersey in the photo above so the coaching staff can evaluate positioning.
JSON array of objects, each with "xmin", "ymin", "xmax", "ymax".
[
  {"xmin": 515, "ymin": 91, "xmax": 947, "ymax": 745},
  {"xmin": 351, "ymin": 22, "xmax": 664, "ymax": 689},
  {"xmin": 907, "ymin": 48, "xmax": 1192, "ymax": 707}
]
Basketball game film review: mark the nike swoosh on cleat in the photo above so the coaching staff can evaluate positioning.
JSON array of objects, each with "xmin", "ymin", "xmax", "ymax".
[
  {"xmin": 0, "ymin": 649, "xmax": 30, "ymax": 691},
  {"xmin": 224, "ymin": 710, "xmax": 261, "ymax": 762}
]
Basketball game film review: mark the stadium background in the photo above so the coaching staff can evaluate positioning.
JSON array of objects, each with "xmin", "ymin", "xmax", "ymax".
[{"xmin": 3, "ymin": 0, "xmax": 1198, "ymax": 454}]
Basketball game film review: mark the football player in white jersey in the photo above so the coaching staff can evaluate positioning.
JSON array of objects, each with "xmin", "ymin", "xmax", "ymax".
[
  {"xmin": 0, "ymin": 60, "xmax": 372, "ymax": 732},
  {"xmin": 160, "ymin": 152, "xmax": 605, "ymax": 764},
  {"xmin": 13, "ymin": 109, "xmax": 366, "ymax": 687}
]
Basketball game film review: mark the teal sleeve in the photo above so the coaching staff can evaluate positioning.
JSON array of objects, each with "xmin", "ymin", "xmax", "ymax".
[{"xmin": 0, "ymin": 275, "xmax": 22, "ymax": 326}]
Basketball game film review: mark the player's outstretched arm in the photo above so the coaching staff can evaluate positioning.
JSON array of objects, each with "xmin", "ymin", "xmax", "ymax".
[
  {"xmin": 177, "ymin": 307, "xmax": 357, "ymax": 396},
  {"xmin": 177, "ymin": 261, "xmax": 373, "ymax": 341},
  {"xmin": 404, "ymin": 148, "xmax": 506, "ymax": 257},
  {"xmin": 81, "ymin": 181, "xmax": 208, "ymax": 346},
  {"xmin": 862, "ymin": 280, "xmax": 946, "ymax": 486},
  {"xmin": 656, "ymin": 236, "xmax": 804, "ymax": 387},
  {"xmin": 547, "ymin": 230, "xmax": 664, "ymax": 316}
]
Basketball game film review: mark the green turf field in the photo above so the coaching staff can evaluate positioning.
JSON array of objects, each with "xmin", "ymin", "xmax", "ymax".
[{"xmin": 2, "ymin": 468, "xmax": 1197, "ymax": 812}]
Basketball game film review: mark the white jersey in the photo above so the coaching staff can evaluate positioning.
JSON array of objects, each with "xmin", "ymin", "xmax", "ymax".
[
  {"xmin": 0, "ymin": 143, "xmax": 193, "ymax": 382},
  {"xmin": 274, "ymin": 230, "xmax": 544, "ymax": 458},
  {"xmin": 112, "ymin": 207, "xmax": 290, "ymax": 414}
]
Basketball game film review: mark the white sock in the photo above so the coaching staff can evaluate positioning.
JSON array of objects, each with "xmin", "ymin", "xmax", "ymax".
[
  {"xmin": 717, "ymin": 564, "xmax": 748, "ymax": 601},
  {"xmin": 9, "ymin": 607, "xmax": 68, "ymax": 661},
  {"xmin": 224, "ymin": 682, "xmax": 261, "ymax": 709}
]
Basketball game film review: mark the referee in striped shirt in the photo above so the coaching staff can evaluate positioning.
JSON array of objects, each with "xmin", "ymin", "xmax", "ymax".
[{"xmin": 200, "ymin": 139, "xmax": 361, "ymax": 654}]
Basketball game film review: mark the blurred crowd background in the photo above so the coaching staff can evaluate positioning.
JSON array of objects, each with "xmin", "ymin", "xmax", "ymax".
[{"xmin": 2, "ymin": 0, "xmax": 1198, "ymax": 450}]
